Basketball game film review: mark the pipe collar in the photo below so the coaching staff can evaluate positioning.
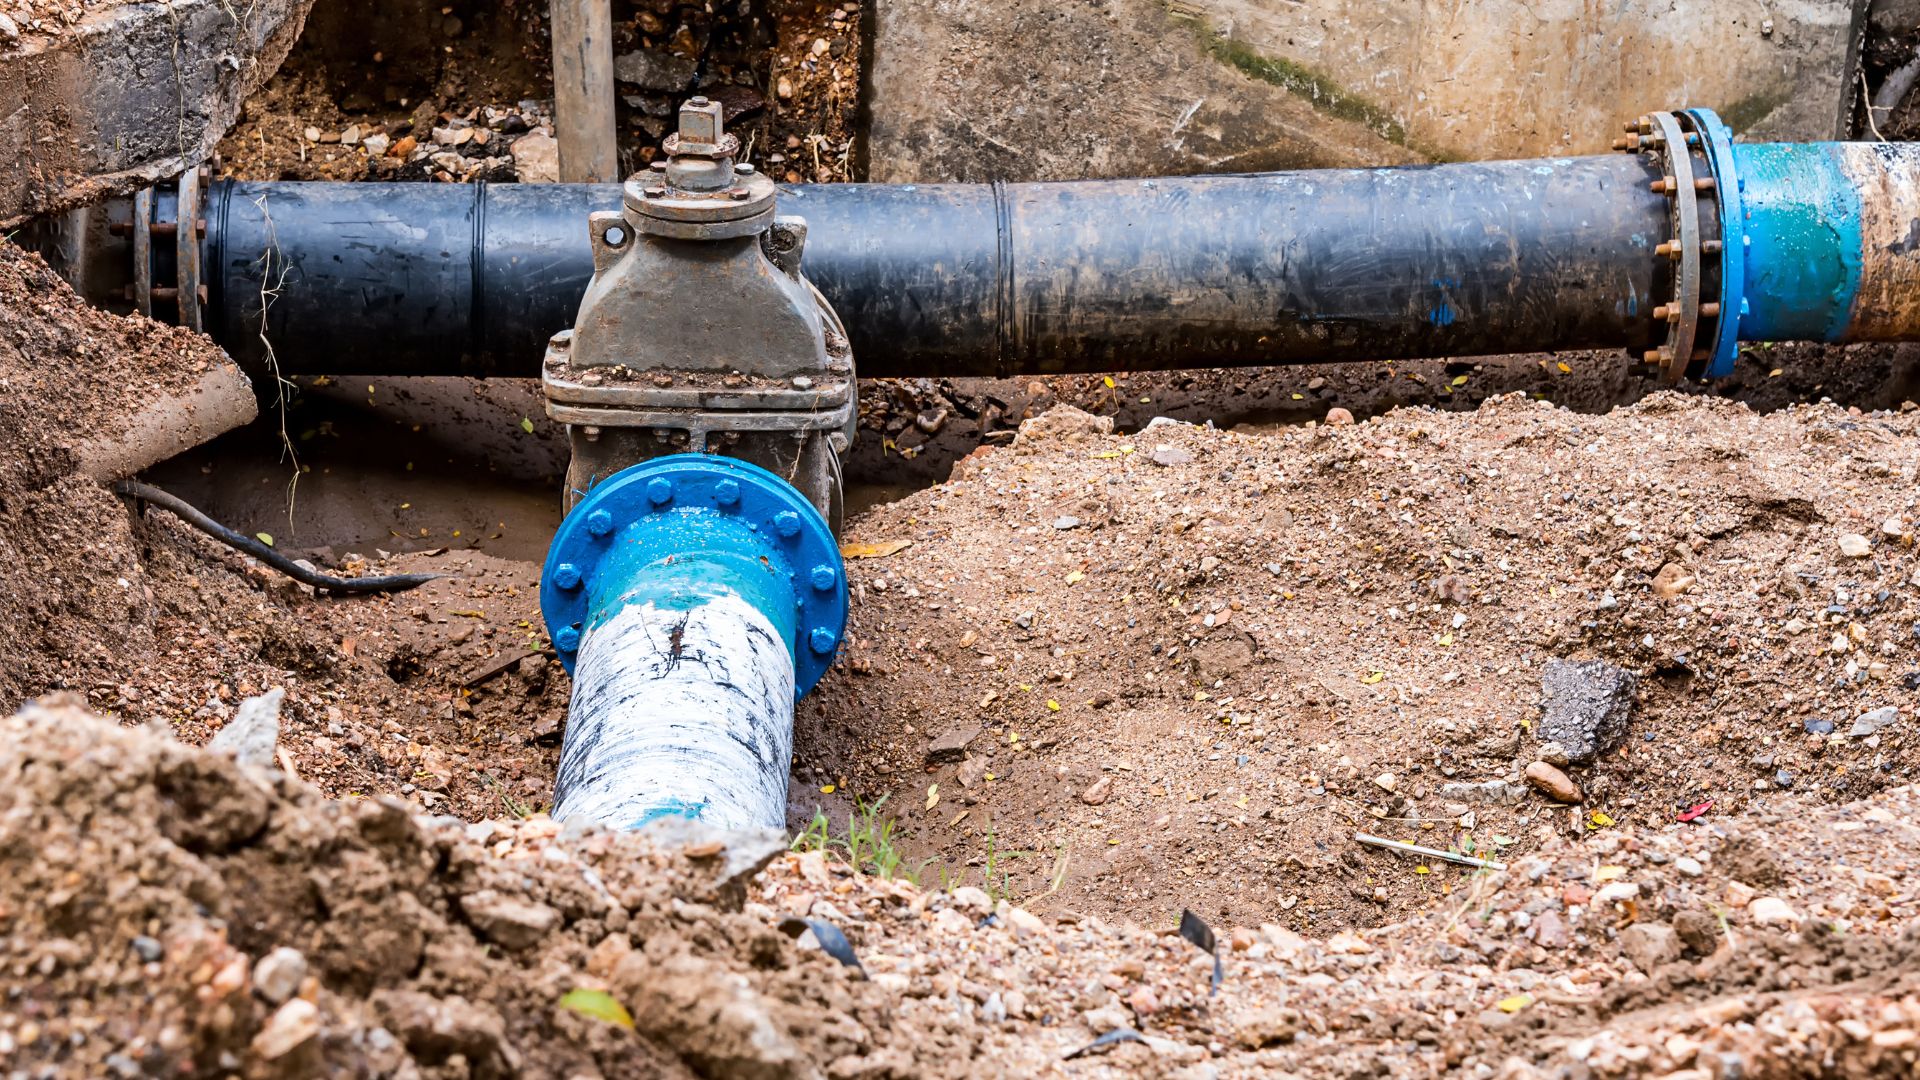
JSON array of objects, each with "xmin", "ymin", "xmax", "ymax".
[{"xmin": 540, "ymin": 453, "xmax": 849, "ymax": 697}]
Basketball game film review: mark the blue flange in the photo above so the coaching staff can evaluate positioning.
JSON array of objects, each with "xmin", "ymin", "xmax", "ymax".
[
  {"xmin": 1681, "ymin": 108, "xmax": 1748, "ymax": 378},
  {"xmin": 539, "ymin": 453, "xmax": 849, "ymax": 697}
]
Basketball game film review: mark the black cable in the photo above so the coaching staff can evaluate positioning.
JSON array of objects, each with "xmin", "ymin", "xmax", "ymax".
[{"xmin": 114, "ymin": 479, "xmax": 444, "ymax": 595}]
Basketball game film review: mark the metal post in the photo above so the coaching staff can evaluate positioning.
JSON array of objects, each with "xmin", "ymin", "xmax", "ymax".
[{"xmin": 548, "ymin": 0, "xmax": 618, "ymax": 183}]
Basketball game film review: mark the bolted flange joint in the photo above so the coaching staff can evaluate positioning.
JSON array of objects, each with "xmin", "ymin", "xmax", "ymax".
[
  {"xmin": 1613, "ymin": 107, "xmax": 1748, "ymax": 382},
  {"xmin": 539, "ymin": 453, "xmax": 849, "ymax": 697}
]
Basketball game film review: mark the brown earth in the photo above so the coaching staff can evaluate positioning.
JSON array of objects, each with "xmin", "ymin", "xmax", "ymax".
[
  {"xmin": 807, "ymin": 396, "xmax": 1920, "ymax": 936},
  {"xmin": 3, "ymin": 697, "xmax": 1917, "ymax": 1078}
]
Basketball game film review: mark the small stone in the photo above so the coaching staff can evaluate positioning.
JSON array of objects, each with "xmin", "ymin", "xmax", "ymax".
[
  {"xmin": 1883, "ymin": 517, "xmax": 1910, "ymax": 539},
  {"xmin": 1530, "ymin": 909, "xmax": 1568, "ymax": 949},
  {"xmin": 1725, "ymin": 880, "xmax": 1756, "ymax": 908},
  {"xmin": 925, "ymin": 725, "xmax": 980, "ymax": 764},
  {"xmin": 1619, "ymin": 923, "xmax": 1682, "ymax": 972},
  {"xmin": 1536, "ymin": 741, "xmax": 1571, "ymax": 767},
  {"xmin": 1838, "ymin": 533, "xmax": 1872, "ymax": 558},
  {"xmin": 130, "ymin": 936, "xmax": 163, "ymax": 963},
  {"xmin": 1652, "ymin": 563, "xmax": 1695, "ymax": 598},
  {"xmin": 457, "ymin": 890, "xmax": 559, "ymax": 949},
  {"xmin": 1235, "ymin": 1004, "xmax": 1302, "ymax": 1048},
  {"xmin": 1012, "ymin": 611, "xmax": 1034, "ymax": 629},
  {"xmin": 1747, "ymin": 896, "xmax": 1802, "ymax": 927},
  {"xmin": 612, "ymin": 50, "xmax": 699, "ymax": 90},
  {"xmin": 980, "ymin": 991, "xmax": 1007, "ymax": 1023},
  {"xmin": 1524, "ymin": 761, "xmax": 1583, "ymax": 803},
  {"xmin": 251, "ymin": 999, "xmax": 320, "ymax": 1061},
  {"xmin": 1597, "ymin": 591, "xmax": 1618, "ymax": 610},
  {"xmin": 361, "ymin": 133, "xmax": 392, "ymax": 157},
  {"xmin": 948, "ymin": 886, "xmax": 992, "ymax": 914},
  {"xmin": 341, "ymin": 124, "xmax": 363, "ymax": 145},
  {"xmin": 510, "ymin": 132, "xmax": 558, "ymax": 183},
  {"xmin": 0, "ymin": 13, "xmax": 18, "ymax": 42},
  {"xmin": 1149, "ymin": 445, "xmax": 1195, "ymax": 467},
  {"xmin": 1005, "ymin": 907, "xmax": 1046, "ymax": 936},
  {"xmin": 1538, "ymin": 658, "xmax": 1637, "ymax": 765},
  {"xmin": 1851, "ymin": 706, "xmax": 1898, "ymax": 737},
  {"xmin": 252, "ymin": 947, "xmax": 307, "ymax": 1005},
  {"xmin": 1052, "ymin": 515, "xmax": 1081, "ymax": 530},
  {"xmin": 388, "ymin": 134, "xmax": 418, "ymax": 158},
  {"xmin": 1675, "ymin": 856, "xmax": 1704, "ymax": 877},
  {"xmin": 776, "ymin": 76, "xmax": 795, "ymax": 99},
  {"xmin": 1081, "ymin": 776, "xmax": 1112, "ymax": 805},
  {"xmin": 1324, "ymin": 407, "xmax": 1355, "ymax": 426},
  {"xmin": 1372, "ymin": 772, "xmax": 1396, "ymax": 793},
  {"xmin": 303, "ymin": 125, "xmax": 321, "ymax": 143},
  {"xmin": 209, "ymin": 687, "xmax": 283, "ymax": 769},
  {"xmin": 1804, "ymin": 717, "xmax": 1835, "ymax": 735}
]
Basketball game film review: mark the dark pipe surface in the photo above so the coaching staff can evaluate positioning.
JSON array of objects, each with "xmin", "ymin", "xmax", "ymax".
[{"xmin": 206, "ymin": 156, "xmax": 1667, "ymax": 378}]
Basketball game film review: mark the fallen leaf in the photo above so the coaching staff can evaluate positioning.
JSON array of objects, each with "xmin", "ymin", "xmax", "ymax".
[
  {"xmin": 1046, "ymin": 699, "xmax": 1061, "ymax": 712},
  {"xmin": 1676, "ymin": 799, "xmax": 1714, "ymax": 823},
  {"xmin": 840, "ymin": 540, "xmax": 912, "ymax": 559},
  {"xmin": 1587, "ymin": 810, "xmax": 1615, "ymax": 828},
  {"xmin": 256, "ymin": 532, "xmax": 274, "ymax": 547},
  {"xmin": 1496, "ymin": 993, "xmax": 1534, "ymax": 1014},
  {"xmin": 559, "ymin": 988, "xmax": 634, "ymax": 1028},
  {"xmin": 820, "ymin": 784, "xmax": 836, "ymax": 794},
  {"xmin": 1065, "ymin": 570, "xmax": 1085, "ymax": 584},
  {"xmin": 925, "ymin": 784, "xmax": 939, "ymax": 811},
  {"xmin": 1361, "ymin": 670, "xmax": 1386, "ymax": 685},
  {"xmin": 519, "ymin": 417, "xmax": 535, "ymax": 434},
  {"xmin": 1102, "ymin": 376, "xmax": 1115, "ymax": 388}
]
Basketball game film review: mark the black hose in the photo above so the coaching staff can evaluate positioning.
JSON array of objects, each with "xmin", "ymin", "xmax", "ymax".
[{"xmin": 114, "ymin": 480, "xmax": 443, "ymax": 594}]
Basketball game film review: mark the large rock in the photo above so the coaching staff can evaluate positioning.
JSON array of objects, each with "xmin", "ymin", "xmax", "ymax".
[
  {"xmin": 868, "ymin": 0, "xmax": 1862, "ymax": 183},
  {"xmin": 0, "ymin": 0, "xmax": 314, "ymax": 228},
  {"xmin": 1538, "ymin": 659, "xmax": 1638, "ymax": 766}
]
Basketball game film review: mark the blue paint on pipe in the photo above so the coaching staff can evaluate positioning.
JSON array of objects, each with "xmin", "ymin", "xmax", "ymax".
[
  {"xmin": 1733, "ymin": 142, "xmax": 1863, "ymax": 344},
  {"xmin": 540, "ymin": 453, "xmax": 848, "ymax": 699}
]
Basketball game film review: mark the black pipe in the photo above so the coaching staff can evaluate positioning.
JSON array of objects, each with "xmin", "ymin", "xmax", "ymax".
[{"xmin": 205, "ymin": 156, "xmax": 1668, "ymax": 379}]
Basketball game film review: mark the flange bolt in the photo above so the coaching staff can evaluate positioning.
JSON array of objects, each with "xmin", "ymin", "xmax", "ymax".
[
  {"xmin": 587, "ymin": 509, "xmax": 615, "ymax": 537},
  {"xmin": 809, "ymin": 565, "xmax": 838, "ymax": 591},
  {"xmin": 715, "ymin": 479, "xmax": 741, "ymax": 506},
  {"xmin": 773, "ymin": 510, "xmax": 802, "ymax": 538},
  {"xmin": 552, "ymin": 563, "xmax": 583, "ymax": 590},
  {"xmin": 555, "ymin": 626, "xmax": 581, "ymax": 651},
  {"xmin": 646, "ymin": 477, "xmax": 676, "ymax": 506},
  {"xmin": 808, "ymin": 628, "xmax": 838, "ymax": 655}
]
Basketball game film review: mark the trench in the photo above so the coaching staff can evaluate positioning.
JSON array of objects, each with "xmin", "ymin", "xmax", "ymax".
[{"xmin": 69, "ymin": 0, "xmax": 1920, "ymax": 929}]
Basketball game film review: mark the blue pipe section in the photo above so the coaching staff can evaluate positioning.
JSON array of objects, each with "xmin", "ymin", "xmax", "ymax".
[
  {"xmin": 539, "ymin": 453, "xmax": 848, "ymax": 698},
  {"xmin": 1731, "ymin": 141, "xmax": 1864, "ymax": 346}
]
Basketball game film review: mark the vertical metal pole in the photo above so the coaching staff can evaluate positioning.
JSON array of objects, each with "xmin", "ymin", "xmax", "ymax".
[{"xmin": 549, "ymin": 0, "xmax": 619, "ymax": 183}]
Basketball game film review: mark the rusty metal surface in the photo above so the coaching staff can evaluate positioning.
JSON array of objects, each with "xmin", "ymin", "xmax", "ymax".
[{"xmin": 1841, "ymin": 143, "xmax": 1920, "ymax": 342}]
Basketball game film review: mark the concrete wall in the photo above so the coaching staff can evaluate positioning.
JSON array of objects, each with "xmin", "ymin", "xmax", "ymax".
[
  {"xmin": 0, "ymin": 0, "xmax": 313, "ymax": 228},
  {"xmin": 868, "ymin": 0, "xmax": 1866, "ymax": 183}
]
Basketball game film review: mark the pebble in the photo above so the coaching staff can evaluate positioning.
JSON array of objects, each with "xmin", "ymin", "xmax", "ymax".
[
  {"xmin": 1523, "ymin": 760, "xmax": 1583, "ymax": 803},
  {"xmin": 1052, "ymin": 515, "xmax": 1081, "ymax": 530},
  {"xmin": 0, "ymin": 13, "xmax": 17, "ymax": 41},
  {"xmin": 1618, "ymin": 922, "xmax": 1680, "ymax": 971},
  {"xmin": 1804, "ymin": 717, "xmax": 1835, "ymax": 735},
  {"xmin": 208, "ymin": 687, "xmax": 283, "ymax": 769},
  {"xmin": 1324, "ymin": 407, "xmax": 1355, "ymax": 426},
  {"xmin": 457, "ymin": 890, "xmax": 559, "ymax": 949},
  {"xmin": 130, "ymin": 936, "xmax": 163, "ymax": 963},
  {"xmin": 250, "ymin": 999, "xmax": 319, "ymax": 1060},
  {"xmin": 252, "ymin": 947, "xmax": 307, "ymax": 1005},
  {"xmin": 1748, "ymin": 896, "xmax": 1802, "ymax": 927},
  {"xmin": 1675, "ymin": 856, "xmax": 1704, "ymax": 877},
  {"xmin": 1851, "ymin": 706, "xmax": 1897, "ymax": 737},
  {"xmin": 1080, "ymin": 776, "xmax": 1112, "ymax": 805},
  {"xmin": 1651, "ymin": 563, "xmax": 1695, "ymax": 598},
  {"xmin": 1838, "ymin": 533, "xmax": 1871, "ymax": 558}
]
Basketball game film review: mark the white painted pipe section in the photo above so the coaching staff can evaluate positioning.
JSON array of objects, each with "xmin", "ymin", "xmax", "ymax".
[{"xmin": 552, "ymin": 590, "xmax": 795, "ymax": 831}]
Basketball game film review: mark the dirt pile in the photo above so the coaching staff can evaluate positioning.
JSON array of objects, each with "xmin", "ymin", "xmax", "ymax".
[
  {"xmin": 809, "ymin": 394, "xmax": 1920, "ymax": 932},
  {"xmin": 2, "ymin": 698, "xmax": 1916, "ymax": 1078}
]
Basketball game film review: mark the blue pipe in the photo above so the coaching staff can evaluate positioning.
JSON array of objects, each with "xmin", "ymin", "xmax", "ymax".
[{"xmin": 538, "ymin": 454, "xmax": 847, "ymax": 830}]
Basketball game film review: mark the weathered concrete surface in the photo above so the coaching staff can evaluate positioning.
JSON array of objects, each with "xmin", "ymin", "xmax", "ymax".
[
  {"xmin": 869, "ymin": 0, "xmax": 1866, "ymax": 183},
  {"xmin": 0, "ymin": 0, "xmax": 314, "ymax": 229}
]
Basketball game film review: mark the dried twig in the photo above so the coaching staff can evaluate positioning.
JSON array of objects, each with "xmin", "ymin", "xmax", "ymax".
[{"xmin": 1354, "ymin": 832, "xmax": 1507, "ymax": 871}]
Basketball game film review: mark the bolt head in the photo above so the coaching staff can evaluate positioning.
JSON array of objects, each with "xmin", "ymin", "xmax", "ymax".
[
  {"xmin": 773, "ymin": 510, "xmax": 802, "ymax": 538},
  {"xmin": 586, "ymin": 509, "xmax": 615, "ymax": 537},
  {"xmin": 646, "ymin": 477, "xmax": 675, "ymax": 506},
  {"xmin": 808, "ymin": 627, "xmax": 838, "ymax": 655},
  {"xmin": 552, "ymin": 563, "xmax": 583, "ymax": 590},
  {"xmin": 555, "ymin": 626, "xmax": 581, "ymax": 651},
  {"xmin": 644, "ymin": 185, "xmax": 667, "ymax": 199},
  {"xmin": 809, "ymin": 564, "xmax": 838, "ymax": 591},
  {"xmin": 736, "ymin": 162, "xmax": 757, "ymax": 175},
  {"xmin": 714, "ymin": 479, "xmax": 741, "ymax": 506}
]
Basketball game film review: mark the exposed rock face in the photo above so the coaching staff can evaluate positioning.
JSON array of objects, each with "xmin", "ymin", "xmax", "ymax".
[{"xmin": 0, "ymin": 0, "xmax": 316, "ymax": 228}]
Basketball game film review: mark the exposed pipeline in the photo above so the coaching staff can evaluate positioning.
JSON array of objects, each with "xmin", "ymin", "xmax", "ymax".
[{"xmin": 182, "ymin": 113, "xmax": 1920, "ymax": 384}]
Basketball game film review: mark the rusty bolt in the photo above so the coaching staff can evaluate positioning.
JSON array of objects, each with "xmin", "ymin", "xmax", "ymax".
[
  {"xmin": 1655, "ymin": 241, "xmax": 1678, "ymax": 257},
  {"xmin": 1652, "ymin": 305, "xmax": 1671, "ymax": 320},
  {"xmin": 728, "ymin": 187, "xmax": 751, "ymax": 200},
  {"xmin": 736, "ymin": 162, "xmax": 757, "ymax": 175},
  {"xmin": 1643, "ymin": 349, "xmax": 1665, "ymax": 364},
  {"xmin": 1700, "ymin": 302, "xmax": 1722, "ymax": 317},
  {"xmin": 1693, "ymin": 176, "xmax": 1716, "ymax": 191},
  {"xmin": 644, "ymin": 185, "xmax": 666, "ymax": 198},
  {"xmin": 1650, "ymin": 177, "xmax": 1675, "ymax": 194},
  {"xmin": 1701, "ymin": 240, "xmax": 1724, "ymax": 255},
  {"xmin": 649, "ymin": 160, "xmax": 668, "ymax": 171}
]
